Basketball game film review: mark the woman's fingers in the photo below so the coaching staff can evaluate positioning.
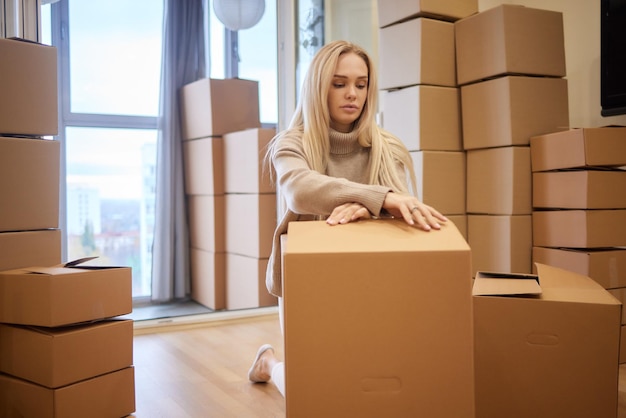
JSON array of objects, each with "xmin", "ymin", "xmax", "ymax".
[{"xmin": 327, "ymin": 203, "xmax": 370, "ymax": 225}]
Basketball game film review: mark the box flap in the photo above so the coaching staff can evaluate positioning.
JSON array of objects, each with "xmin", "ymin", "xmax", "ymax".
[{"xmin": 473, "ymin": 271, "xmax": 542, "ymax": 296}]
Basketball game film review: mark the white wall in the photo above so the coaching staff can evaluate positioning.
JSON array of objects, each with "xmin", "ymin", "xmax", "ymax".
[{"xmin": 479, "ymin": 0, "xmax": 626, "ymax": 128}]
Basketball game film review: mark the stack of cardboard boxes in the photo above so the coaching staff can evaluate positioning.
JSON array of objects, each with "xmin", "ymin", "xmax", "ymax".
[
  {"xmin": 0, "ymin": 37, "xmax": 136, "ymax": 418},
  {"xmin": 377, "ymin": 0, "xmax": 476, "ymax": 238},
  {"xmin": 180, "ymin": 78, "xmax": 277, "ymax": 310},
  {"xmin": 531, "ymin": 126, "xmax": 626, "ymax": 363},
  {"xmin": 455, "ymin": 4, "xmax": 570, "ymax": 276}
]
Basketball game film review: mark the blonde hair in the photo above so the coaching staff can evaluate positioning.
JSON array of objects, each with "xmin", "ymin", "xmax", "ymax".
[{"xmin": 267, "ymin": 40, "xmax": 417, "ymax": 195}]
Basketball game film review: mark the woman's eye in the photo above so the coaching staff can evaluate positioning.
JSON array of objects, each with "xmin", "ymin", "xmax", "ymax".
[
  {"xmin": 333, "ymin": 83, "xmax": 344, "ymax": 88},
  {"xmin": 357, "ymin": 84, "xmax": 367, "ymax": 89}
]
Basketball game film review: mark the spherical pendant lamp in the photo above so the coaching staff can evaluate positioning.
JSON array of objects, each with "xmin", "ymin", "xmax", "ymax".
[{"xmin": 213, "ymin": 0, "xmax": 266, "ymax": 31}]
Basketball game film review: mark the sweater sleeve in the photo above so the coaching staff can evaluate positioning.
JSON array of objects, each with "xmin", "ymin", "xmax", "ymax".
[{"xmin": 272, "ymin": 135, "xmax": 392, "ymax": 217}]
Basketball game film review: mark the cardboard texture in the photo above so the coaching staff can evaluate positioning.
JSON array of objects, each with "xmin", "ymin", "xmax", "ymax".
[
  {"xmin": 410, "ymin": 150, "xmax": 466, "ymax": 215},
  {"xmin": 0, "ymin": 319, "xmax": 133, "ymax": 388},
  {"xmin": 179, "ymin": 77, "xmax": 261, "ymax": 139},
  {"xmin": 0, "ymin": 367, "xmax": 136, "ymax": 418},
  {"xmin": 382, "ymin": 85, "xmax": 462, "ymax": 151},
  {"xmin": 225, "ymin": 193, "xmax": 276, "ymax": 258},
  {"xmin": 466, "ymin": 146, "xmax": 531, "ymax": 215},
  {"xmin": 447, "ymin": 214, "xmax": 468, "ymax": 240},
  {"xmin": 183, "ymin": 137, "xmax": 224, "ymax": 196},
  {"xmin": 0, "ymin": 230, "xmax": 61, "ymax": 272},
  {"xmin": 473, "ymin": 263, "xmax": 621, "ymax": 418},
  {"xmin": 608, "ymin": 288, "xmax": 626, "ymax": 324},
  {"xmin": 533, "ymin": 169, "xmax": 626, "ymax": 209},
  {"xmin": 283, "ymin": 219, "xmax": 474, "ymax": 417},
  {"xmin": 455, "ymin": 4, "xmax": 566, "ymax": 86},
  {"xmin": 0, "ymin": 264, "xmax": 132, "ymax": 327},
  {"xmin": 188, "ymin": 195, "xmax": 225, "ymax": 253},
  {"xmin": 377, "ymin": 0, "xmax": 477, "ymax": 27},
  {"xmin": 533, "ymin": 246, "xmax": 626, "ymax": 289},
  {"xmin": 190, "ymin": 248, "xmax": 225, "ymax": 310},
  {"xmin": 468, "ymin": 214, "xmax": 532, "ymax": 276},
  {"xmin": 223, "ymin": 128, "xmax": 276, "ymax": 194},
  {"xmin": 225, "ymin": 253, "xmax": 276, "ymax": 310},
  {"xmin": 0, "ymin": 38, "xmax": 58, "ymax": 136},
  {"xmin": 0, "ymin": 137, "xmax": 60, "ymax": 232},
  {"xmin": 532, "ymin": 209, "xmax": 626, "ymax": 248},
  {"xmin": 530, "ymin": 127, "xmax": 626, "ymax": 172},
  {"xmin": 621, "ymin": 325, "xmax": 626, "ymax": 364},
  {"xmin": 461, "ymin": 76, "xmax": 569, "ymax": 150},
  {"xmin": 379, "ymin": 17, "xmax": 456, "ymax": 90}
]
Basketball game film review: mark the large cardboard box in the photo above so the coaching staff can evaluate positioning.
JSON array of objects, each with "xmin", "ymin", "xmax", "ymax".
[
  {"xmin": 223, "ymin": 128, "xmax": 276, "ymax": 194},
  {"xmin": 410, "ymin": 150, "xmax": 466, "ymax": 215},
  {"xmin": 466, "ymin": 146, "xmax": 531, "ymax": 215},
  {"xmin": 533, "ymin": 169, "xmax": 626, "ymax": 209},
  {"xmin": 225, "ymin": 253, "xmax": 276, "ymax": 310},
  {"xmin": 0, "ymin": 367, "xmax": 135, "ymax": 418},
  {"xmin": 183, "ymin": 137, "xmax": 224, "ymax": 196},
  {"xmin": 0, "ymin": 230, "xmax": 61, "ymax": 272},
  {"xmin": 455, "ymin": 4, "xmax": 566, "ymax": 86},
  {"xmin": 377, "ymin": 0, "xmax": 477, "ymax": 27},
  {"xmin": 461, "ymin": 76, "xmax": 569, "ymax": 150},
  {"xmin": 188, "ymin": 195, "xmax": 225, "ymax": 253},
  {"xmin": 530, "ymin": 127, "xmax": 626, "ymax": 172},
  {"xmin": 468, "ymin": 214, "xmax": 532, "ymax": 276},
  {"xmin": 382, "ymin": 85, "xmax": 462, "ymax": 151},
  {"xmin": 283, "ymin": 220, "xmax": 474, "ymax": 417},
  {"xmin": 533, "ymin": 209, "xmax": 626, "ymax": 248},
  {"xmin": 179, "ymin": 78, "xmax": 261, "ymax": 140},
  {"xmin": 473, "ymin": 264, "xmax": 621, "ymax": 418},
  {"xmin": 0, "ymin": 137, "xmax": 60, "ymax": 232},
  {"xmin": 190, "ymin": 248, "xmax": 225, "ymax": 310},
  {"xmin": 0, "ymin": 39, "xmax": 58, "ymax": 136},
  {"xmin": 447, "ymin": 214, "xmax": 467, "ymax": 240},
  {"xmin": 225, "ymin": 193, "xmax": 276, "ymax": 259},
  {"xmin": 0, "ymin": 263, "xmax": 132, "ymax": 327},
  {"xmin": 532, "ymin": 246, "xmax": 626, "ymax": 289},
  {"xmin": 0, "ymin": 319, "xmax": 132, "ymax": 388},
  {"xmin": 379, "ymin": 17, "xmax": 456, "ymax": 90}
]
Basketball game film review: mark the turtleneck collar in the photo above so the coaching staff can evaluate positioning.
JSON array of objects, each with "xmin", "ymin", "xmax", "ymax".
[{"xmin": 329, "ymin": 127, "xmax": 360, "ymax": 155}]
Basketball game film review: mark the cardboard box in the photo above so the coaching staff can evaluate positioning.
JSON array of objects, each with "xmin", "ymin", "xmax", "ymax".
[
  {"xmin": 0, "ymin": 38, "xmax": 58, "ymax": 136},
  {"xmin": 530, "ymin": 127, "xmax": 626, "ymax": 172},
  {"xmin": 532, "ymin": 246, "xmax": 626, "ymax": 289},
  {"xmin": 466, "ymin": 146, "xmax": 531, "ymax": 215},
  {"xmin": 223, "ymin": 128, "xmax": 276, "ymax": 194},
  {"xmin": 608, "ymin": 288, "xmax": 626, "ymax": 324},
  {"xmin": 533, "ymin": 169, "xmax": 626, "ymax": 209},
  {"xmin": 447, "ymin": 214, "xmax": 467, "ymax": 240},
  {"xmin": 461, "ymin": 76, "xmax": 569, "ymax": 150},
  {"xmin": 0, "ymin": 367, "xmax": 135, "ymax": 418},
  {"xmin": 0, "ymin": 229, "xmax": 61, "ymax": 272},
  {"xmin": 455, "ymin": 4, "xmax": 566, "ymax": 86},
  {"xmin": 283, "ymin": 220, "xmax": 474, "ymax": 417},
  {"xmin": 410, "ymin": 150, "xmax": 466, "ymax": 214},
  {"xmin": 0, "ymin": 137, "xmax": 60, "ymax": 232},
  {"xmin": 473, "ymin": 264, "xmax": 621, "ymax": 418},
  {"xmin": 379, "ymin": 17, "xmax": 456, "ymax": 90},
  {"xmin": 0, "ymin": 262, "xmax": 132, "ymax": 327},
  {"xmin": 0, "ymin": 319, "xmax": 133, "ymax": 388},
  {"xmin": 382, "ymin": 85, "xmax": 462, "ymax": 151},
  {"xmin": 533, "ymin": 209, "xmax": 626, "ymax": 248},
  {"xmin": 179, "ymin": 78, "xmax": 261, "ymax": 140},
  {"xmin": 468, "ymin": 215, "xmax": 532, "ymax": 276},
  {"xmin": 183, "ymin": 137, "xmax": 224, "ymax": 196},
  {"xmin": 377, "ymin": 0, "xmax": 477, "ymax": 27},
  {"xmin": 621, "ymin": 325, "xmax": 626, "ymax": 364},
  {"xmin": 225, "ymin": 193, "xmax": 276, "ymax": 259},
  {"xmin": 225, "ymin": 253, "xmax": 276, "ymax": 310},
  {"xmin": 188, "ymin": 195, "xmax": 225, "ymax": 253},
  {"xmin": 190, "ymin": 248, "xmax": 225, "ymax": 310}
]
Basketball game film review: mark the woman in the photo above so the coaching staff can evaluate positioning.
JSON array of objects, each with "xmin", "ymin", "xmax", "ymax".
[{"xmin": 248, "ymin": 40, "xmax": 447, "ymax": 397}]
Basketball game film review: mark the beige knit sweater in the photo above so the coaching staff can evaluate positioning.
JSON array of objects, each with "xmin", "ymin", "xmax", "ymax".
[{"xmin": 265, "ymin": 128, "xmax": 403, "ymax": 297}]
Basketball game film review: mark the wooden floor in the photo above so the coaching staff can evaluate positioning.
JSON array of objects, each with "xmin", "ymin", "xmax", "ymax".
[{"xmin": 130, "ymin": 312, "xmax": 626, "ymax": 418}]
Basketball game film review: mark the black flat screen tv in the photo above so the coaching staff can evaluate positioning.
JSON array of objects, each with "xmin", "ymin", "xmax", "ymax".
[{"xmin": 601, "ymin": 0, "xmax": 626, "ymax": 116}]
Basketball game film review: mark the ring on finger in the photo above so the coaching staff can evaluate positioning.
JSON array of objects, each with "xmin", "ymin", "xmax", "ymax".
[{"xmin": 411, "ymin": 206, "xmax": 419, "ymax": 213}]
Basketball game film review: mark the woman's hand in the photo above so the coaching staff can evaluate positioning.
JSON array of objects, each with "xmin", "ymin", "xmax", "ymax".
[
  {"xmin": 326, "ymin": 202, "xmax": 371, "ymax": 226},
  {"xmin": 382, "ymin": 192, "xmax": 447, "ymax": 231}
]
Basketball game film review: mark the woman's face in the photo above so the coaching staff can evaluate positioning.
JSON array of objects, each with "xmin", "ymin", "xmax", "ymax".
[{"xmin": 327, "ymin": 52, "xmax": 369, "ymax": 133}]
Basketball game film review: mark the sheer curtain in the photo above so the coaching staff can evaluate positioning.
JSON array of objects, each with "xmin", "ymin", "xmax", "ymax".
[{"xmin": 151, "ymin": 0, "xmax": 206, "ymax": 302}]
